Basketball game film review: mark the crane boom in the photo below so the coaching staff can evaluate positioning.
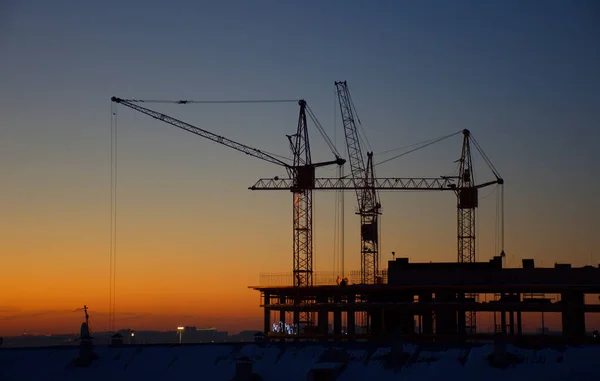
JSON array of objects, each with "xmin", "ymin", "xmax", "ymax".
[
  {"xmin": 334, "ymin": 82, "xmax": 367, "ymax": 204},
  {"xmin": 250, "ymin": 177, "xmax": 456, "ymax": 190},
  {"xmin": 111, "ymin": 97, "xmax": 291, "ymax": 169},
  {"xmin": 335, "ymin": 81, "xmax": 381, "ymax": 285}
]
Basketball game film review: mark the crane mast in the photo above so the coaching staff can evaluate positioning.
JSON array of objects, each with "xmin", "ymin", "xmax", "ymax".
[
  {"xmin": 288, "ymin": 100, "xmax": 314, "ymax": 329},
  {"xmin": 455, "ymin": 129, "xmax": 504, "ymax": 334},
  {"xmin": 288, "ymin": 100, "xmax": 313, "ymax": 289},
  {"xmin": 457, "ymin": 129, "xmax": 476, "ymax": 264},
  {"xmin": 335, "ymin": 81, "xmax": 381, "ymax": 284},
  {"xmin": 362, "ymin": 152, "xmax": 381, "ymax": 284}
]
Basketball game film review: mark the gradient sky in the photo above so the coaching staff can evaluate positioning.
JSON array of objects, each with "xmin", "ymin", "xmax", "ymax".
[{"xmin": 1, "ymin": 0, "xmax": 599, "ymax": 336}]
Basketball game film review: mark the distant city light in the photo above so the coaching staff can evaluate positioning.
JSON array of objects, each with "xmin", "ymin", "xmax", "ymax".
[{"xmin": 177, "ymin": 327, "xmax": 185, "ymax": 331}]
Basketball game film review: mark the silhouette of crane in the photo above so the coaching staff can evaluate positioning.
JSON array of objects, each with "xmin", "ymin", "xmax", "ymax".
[
  {"xmin": 112, "ymin": 95, "xmax": 503, "ymax": 334},
  {"xmin": 334, "ymin": 81, "xmax": 381, "ymax": 285},
  {"xmin": 111, "ymin": 97, "xmax": 344, "ymax": 329}
]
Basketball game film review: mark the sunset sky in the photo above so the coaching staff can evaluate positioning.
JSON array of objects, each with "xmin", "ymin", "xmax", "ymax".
[{"xmin": 1, "ymin": 0, "xmax": 599, "ymax": 336}]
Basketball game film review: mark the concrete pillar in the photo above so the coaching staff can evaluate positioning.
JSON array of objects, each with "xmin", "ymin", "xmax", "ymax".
[
  {"xmin": 333, "ymin": 296, "xmax": 342, "ymax": 335},
  {"xmin": 347, "ymin": 294, "xmax": 356, "ymax": 336},
  {"xmin": 419, "ymin": 293, "xmax": 433, "ymax": 335},
  {"xmin": 457, "ymin": 293, "xmax": 466, "ymax": 336},
  {"xmin": 279, "ymin": 295, "xmax": 286, "ymax": 326},
  {"xmin": 509, "ymin": 310, "xmax": 515, "ymax": 335},
  {"xmin": 516, "ymin": 293, "xmax": 523, "ymax": 336},
  {"xmin": 317, "ymin": 295, "xmax": 328, "ymax": 339},
  {"xmin": 264, "ymin": 292, "xmax": 271, "ymax": 334},
  {"xmin": 561, "ymin": 291, "xmax": 586, "ymax": 340},
  {"xmin": 500, "ymin": 293, "xmax": 507, "ymax": 335},
  {"xmin": 279, "ymin": 295, "xmax": 286, "ymax": 341}
]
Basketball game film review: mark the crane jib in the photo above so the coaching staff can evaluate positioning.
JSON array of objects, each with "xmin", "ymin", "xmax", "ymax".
[{"xmin": 110, "ymin": 96, "xmax": 291, "ymax": 168}]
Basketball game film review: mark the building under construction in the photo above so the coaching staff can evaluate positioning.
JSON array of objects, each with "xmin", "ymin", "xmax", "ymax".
[
  {"xmin": 252, "ymin": 257, "xmax": 600, "ymax": 344},
  {"xmin": 110, "ymin": 83, "xmax": 598, "ymax": 345}
]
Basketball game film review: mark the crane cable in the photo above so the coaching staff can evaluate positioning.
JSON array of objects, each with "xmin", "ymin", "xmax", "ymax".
[
  {"xmin": 469, "ymin": 132, "xmax": 505, "ymax": 263},
  {"xmin": 122, "ymin": 99, "xmax": 300, "ymax": 104},
  {"xmin": 346, "ymin": 89, "xmax": 372, "ymax": 153},
  {"xmin": 109, "ymin": 102, "xmax": 113, "ymax": 332},
  {"xmin": 493, "ymin": 183, "xmax": 506, "ymax": 265},
  {"xmin": 469, "ymin": 133, "xmax": 502, "ymax": 179},
  {"xmin": 121, "ymin": 97, "xmax": 344, "ymax": 163},
  {"xmin": 332, "ymin": 89, "xmax": 345, "ymax": 280},
  {"xmin": 374, "ymin": 130, "xmax": 463, "ymax": 167},
  {"xmin": 306, "ymin": 105, "xmax": 342, "ymax": 160},
  {"xmin": 332, "ymin": 90, "xmax": 340, "ymax": 279},
  {"xmin": 109, "ymin": 102, "xmax": 118, "ymax": 332},
  {"xmin": 375, "ymin": 135, "xmax": 449, "ymax": 156}
]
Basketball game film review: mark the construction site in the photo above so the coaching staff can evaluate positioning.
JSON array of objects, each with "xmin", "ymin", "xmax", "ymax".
[{"xmin": 109, "ymin": 81, "xmax": 600, "ymax": 346}]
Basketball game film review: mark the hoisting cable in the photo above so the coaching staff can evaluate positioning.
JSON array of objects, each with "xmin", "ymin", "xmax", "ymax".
[
  {"xmin": 122, "ymin": 99, "xmax": 300, "ymax": 104},
  {"xmin": 469, "ymin": 133, "xmax": 502, "ymax": 179},
  {"xmin": 339, "ymin": 164, "xmax": 345, "ymax": 278},
  {"xmin": 262, "ymin": 152, "xmax": 292, "ymax": 162},
  {"xmin": 114, "ymin": 97, "xmax": 294, "ymax": 165},
  {"xmin": 495, "ymin": 184, "xmax": 507, "ymax": 265},
  {"xmin": 347, "ymin": 90, "xmax": 372, "ymax": 153},
  {"xmin": 332, "ymin": 90, "xmax": 341, "ymax": 280},
  {"xmin": 375, "ymin": 135, "xmax": 445, "ymax": 156},
  {"xmin": 109, "ymin": 101, "xmax": 119, "ymax": 332},
  {"xmin": 306, "ymin": 105, "xmax": 343, "ymax": 159},
  {"xmin": 500, "ymin": 183, "xmax": 505, "ymax": 261},
  {"xmin": 374, "ymin": 130, "xmax": 463, "ymax": 167},
  {"xmin": 334, "ymin": 177, "xmax": 339, "ymax": 278},
  {"xmin": 495, "ymin": 185, "xmax": 500, "ymax": 257},
  {"xmin": 112, "ymin": 104, "xmax": 118, "ymax": 333},
  {"xmin": 109, "ymin": 101, "xmax": 114, "ymax": 332},
  {"xmin": 468, "ymin": 132, "xmax": 505, "ymax": 263}
]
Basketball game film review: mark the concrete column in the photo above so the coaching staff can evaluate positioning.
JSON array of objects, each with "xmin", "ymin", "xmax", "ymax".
[
  {"xmin": 516, "ymin": 293, "xmax": 522, "ymax": 336},
  {"xmin": 333, "ymin": 296, "xmax": 342, "ymax": 335},
  {"xmin": 347, "ymin": 294, "xmax": 356, "ymax": 336},
  {"xmin": 279, "ymin": 295, "xmax": 286, "ymax": 326},
  {"xmin": 561, "ymin": 291, "xmax": 586, "ymax": 340},
  {"xmin": 317, "ymin": 295, "xmax": 328, "ymax": 339},
  {"xmin": 264, "ymin": 292, "xmax": 271, "ymax": 334},
  {"xmin": 419, "ymin": 293, "xmax": 433, "ymax": 335},
  {"xmin": 509, "ymin": 310, "xmax": 515, "ymax": 336},
  {"xmin": 457, "ymin": 293, "xmax": 466, "ymax": 336},
  {"xmin": 500, "ymin": 293, "xmax": 507, "ymax": 335}
]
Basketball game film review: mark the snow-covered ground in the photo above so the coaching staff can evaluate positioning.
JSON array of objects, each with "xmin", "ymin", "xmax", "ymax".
[{"xmin": 1, "ymin": 342, "xmax": 599, "ymax": 380}]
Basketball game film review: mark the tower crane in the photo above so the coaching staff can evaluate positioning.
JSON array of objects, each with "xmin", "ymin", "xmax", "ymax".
[
  {"xmin": 252, "ymin": 134, "xmax": 502, "ymax": 265},
  {"xmin": 447, "ymin": 129, "xmax": 504, "ymax": 334},
  {"xmin": 334, "ymin": 81, "xmax": 381, "ymax": 285},
  {"xmin": 110, "ymin": 97, "xmax": 344, "ymax": 330},
  {"xmin": 251, "ymin": 129, "xmax": 504, "ymax": 335},
  {"xmin": 331, "ymin": 81, "xmax": 503, "ymax": 291},
  {"xmin": 111, "ymin": 95, "xmax": 503, "ymax": 335}
]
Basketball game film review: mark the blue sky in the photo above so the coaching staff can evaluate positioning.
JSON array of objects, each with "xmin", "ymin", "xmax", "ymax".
[{"xmin": 1, "ymin": 0, "xmax": 600, "ymax": 333}]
